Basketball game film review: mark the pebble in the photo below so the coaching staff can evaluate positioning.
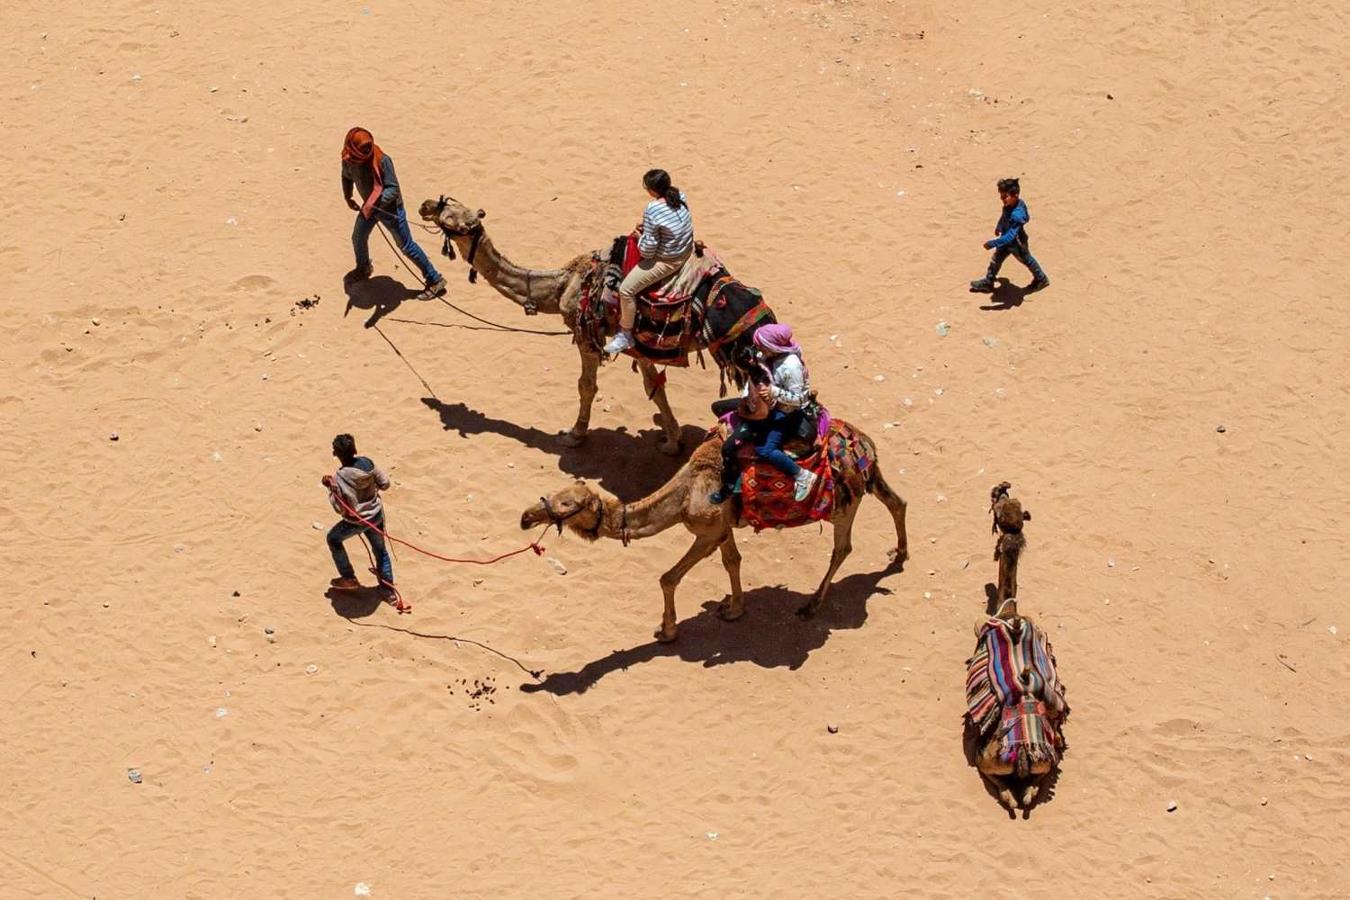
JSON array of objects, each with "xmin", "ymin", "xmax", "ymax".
[
  {"xmin": 1216, "ymin": 424, "xmax": 1226, "ymax": 433},
  {"xmin": 1107, "ymin": 556, "xmax": 1117, "ymax": 568},
  {"xmin": 109, "ymin": 432, "xmax": 119, "ymax": 441},
  {"xmin": 215, "ymin": 707, "xmax": 229, "ymax": 719},
  {"xmin": 91, "ymin": 317, "xmax": 100, "ymax": 326},
  {"xmin": 264, "ymin": 626, "xmax": 276, "ymax": 643},
  {"xmin": 207, "ymin": 635, "xmax": 217, "ymax": 648},
  {"xmin": 827, "ymin": 723, "xmax": 839, "ymax": 734},
  {"xmin": 306, "ymin": 664, "xmax": 319, "ymax": 675},
  {"xmin": 923, "ymin": 591, "xmax": 932, "ymax": 600},
  {"xmin": 127, "ymin": 768, "xmax": 143, "ymax": 784},
  {"xmin": 1329, "ymin": 625, "xmax": 1338, "ymax": 635},
  {"xmin": 705, "ymin": 831, "xmax": 719, "ymax": 841},
  {"xmin": 935, "ymin": 493, "xmax": 947, "ymax": 503},
  {"xmin": 131, "ymin": 73, "xmax": 141, "ymax": 82},
  {"xmin": 102, "ymin": 601, "xmax": 111, "ymax": 608},
  {"xmin": 472, "ymin": 578, "xmax": 484, "ymax": 587},
  {"xmin": 312, "ymin": 522, "xmax": 323, "ymax": 530},
  {"xmin": 935, "ymin": 321, "xmax": 951, "ymax": 337},
  {"xmin": 982, "ymin": 336, "xmax": 998, "ymax": 348},
  {"xmin": 546, "ymin": 557, "xmax": 567, "ymax": 576},
  {"xmin": 354, "ymin": 884, "xmax": 372, "ymax": 898},
  {"xmin": 1260, "ymin": 797, "xmax": 1268, "ymax": 806},
  {"xmin": 225, "ymin": 217, "xmax": 238, "ymax": 226},
  {"xmin": 873, "ymin": 374, "xmax": 885, "ymax": 382},
  {"xmin": 1166, "ymin": 800, "xmax": 1178, "ymax": 812},
  {"xmin": 209, "ymin": 86, "xmax": 218, "ymax": 92}
]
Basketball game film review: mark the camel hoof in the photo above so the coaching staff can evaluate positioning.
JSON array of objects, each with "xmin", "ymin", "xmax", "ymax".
[
  {"xmin": 658, "ymin": 439, "xmax": 681, "ymax": 457},
  {"xmin": 1021, "ymin": 784, "xmax": 1041, "ymax": 809},
  {"xmin": 998, "ymin": 788, "xmax": 1017, "ymax": 811},
  {"xmin": 888, "ymin": 547, "xmax": 909, "ymax": 570},
  {"xmin": 557, "ymin": 430, "xmax": 586, "ymax": 448},
  {"xmin": 654, "ymin": 625, "xmax": 679, "ymax": 643},
  {"xmin": 717, "ymin": 599, "xmax": 744, "ymax": 621}
]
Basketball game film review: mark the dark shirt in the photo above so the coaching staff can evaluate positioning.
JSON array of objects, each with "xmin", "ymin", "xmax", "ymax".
[
  {"xmin": 342, "ymin": 155, "xmax": 402, "ymax": 211},
  {"xmin": 989, "ymin": 198, "xmax": 1031, "ymax": 249}
]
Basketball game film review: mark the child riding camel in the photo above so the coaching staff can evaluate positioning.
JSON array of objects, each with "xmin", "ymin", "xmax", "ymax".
[
  {"xmin": 604, "ymin": 169, "xmax": 694, "ymax": 355},
  {"xmin": 710, "ymin": 324, "xmax": 818, "ymax": 505}
]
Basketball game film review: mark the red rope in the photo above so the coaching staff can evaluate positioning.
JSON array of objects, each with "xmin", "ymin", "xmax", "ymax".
[{"xmin": 328, "ymin": 487, "xmax": 549, "ymax": 566}]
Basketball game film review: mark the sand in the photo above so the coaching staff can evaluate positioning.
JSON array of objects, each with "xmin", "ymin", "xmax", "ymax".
[{"xmin": 4, "ymin": 0, "xmax": 1350, "ymax": 896}]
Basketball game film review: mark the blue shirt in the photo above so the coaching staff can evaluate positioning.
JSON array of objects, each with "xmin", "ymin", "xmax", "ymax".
[{"xmin": 988, "ymin": 199, "xmax": 1030, "ymax": 249}]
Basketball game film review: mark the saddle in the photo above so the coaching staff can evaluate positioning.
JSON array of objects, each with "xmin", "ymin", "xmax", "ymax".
[{"xmin": 576, "ymin": 235, "xmax": 773, "ymax": 368}]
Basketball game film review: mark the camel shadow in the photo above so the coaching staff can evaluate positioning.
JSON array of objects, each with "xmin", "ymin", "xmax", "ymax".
[
  {"xmin": 978, "ymin": 278, "xmax": 1032, "ymax": 312},
  {"xmin": 422, "ymin": 397, "xmax": 706, "ymax": 499},
  {"xmin": 344, "ymin": 275, "xmax": 419, "ymax": 328},
  {"xmin": 521, "ymin": 563, "xmax": 900, "ymax": 697}
]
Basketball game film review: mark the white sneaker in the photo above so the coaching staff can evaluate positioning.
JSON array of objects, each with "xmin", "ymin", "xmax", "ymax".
[
  {"xmin": 793, "ymin": 469, "xmax": 817, "ymax": 502},
  {"xmin": 603, "ymin": 330, "xmax": 635, "ymax": 355}
]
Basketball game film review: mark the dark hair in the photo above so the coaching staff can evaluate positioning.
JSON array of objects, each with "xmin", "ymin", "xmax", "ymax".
[
  {"xmin": 643, "ymin": 168, "xmax": 685, "ymax": 210},
  {"xmin": 332, "ymin": 433, "xmax": 357, "ymax": 465},
  {"xmin": 997, "ymin": 177, "xmax": 1020, "ymax": 195}
]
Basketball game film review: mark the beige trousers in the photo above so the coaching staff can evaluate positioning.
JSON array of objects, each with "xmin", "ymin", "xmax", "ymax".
[{"xmin": 618, "ymin": 252, "xmax": 690, "ymax": 330}]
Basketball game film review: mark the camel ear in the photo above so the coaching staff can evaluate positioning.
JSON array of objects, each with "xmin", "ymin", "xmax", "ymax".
[{"xmin": 476, "ymin": 209, "xmax": 487, "ymax": 220}]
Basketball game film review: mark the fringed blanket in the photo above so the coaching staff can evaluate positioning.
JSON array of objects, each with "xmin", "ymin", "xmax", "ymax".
[
  {"xmin": 730, "ymin": 416, "xmax": 875, "ymax": 532},
  {"xmin": 575, "ymin": 236, "xmax": 770, "ymax": 368},
  {"xmin": 965, "ymin": 617, "xmax": 1068, "ymax": 768}
]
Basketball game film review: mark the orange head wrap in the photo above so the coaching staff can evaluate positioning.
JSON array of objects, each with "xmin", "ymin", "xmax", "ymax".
[{"xmin": 341, "ymin": 127, "xmax": 387, "ymax": 218}]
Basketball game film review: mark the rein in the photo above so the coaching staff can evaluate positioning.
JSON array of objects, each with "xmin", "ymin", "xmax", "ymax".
[{"xmin": 540, "ymin": 495, "xmax": 631, "ymax": 545}]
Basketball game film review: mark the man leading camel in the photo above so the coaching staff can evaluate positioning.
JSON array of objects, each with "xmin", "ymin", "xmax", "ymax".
[{"xmin": 341, "ymin": 126, "xmax": 446, "ymax": 301}]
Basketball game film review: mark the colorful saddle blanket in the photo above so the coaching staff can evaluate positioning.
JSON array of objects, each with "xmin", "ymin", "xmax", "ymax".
[
  {"xmin": 965, "ymin": 617, "xmax": 1068, "ymax": 768},
  {"xmin": 577, "ymin": 236, "xmax": 773, "ymax": 366},
  {"xmin": 719, "ymin": 415, "xmax": 875, "ymax": 532}
]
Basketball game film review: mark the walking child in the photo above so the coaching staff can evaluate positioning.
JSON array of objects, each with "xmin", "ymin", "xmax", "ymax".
[
  {"xmin": 969, "ymin": 178, "xmax": 1050, "ymax": 294},
  {"xmin": 322, "ymin": 433, "xmax": 408, "ymax": 611}
]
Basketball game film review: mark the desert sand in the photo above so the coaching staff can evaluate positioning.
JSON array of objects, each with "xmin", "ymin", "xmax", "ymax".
[{"xmin": 4, "ymin": 0, "xmax": 1350, "ymax": 897}]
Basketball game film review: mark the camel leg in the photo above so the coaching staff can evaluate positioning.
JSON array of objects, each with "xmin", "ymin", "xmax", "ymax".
[
  {"xmin": 798, "ymin": 503, "xmax": 859, "ymax": 619},
  {"xmin": 869, "ymin": 463, "xmax": 909, "ymax": 567},
  {"xmin": 655, "ymin": 533, "xmax": 723, "ymax": 642},
  {"xmin": 559, "ymin": 345, "xmax": 601, "ymax": 447},
  {"xmin": 980, "ymin": 771, "xmax": 1018, "ymax": 813},
  {"xmin": 637, "ymin": 358, "xmax": 682, "ymax": 456},
  {"xmin": 716, "ymin": 531, "xmax": 745, "ymax": 621}
]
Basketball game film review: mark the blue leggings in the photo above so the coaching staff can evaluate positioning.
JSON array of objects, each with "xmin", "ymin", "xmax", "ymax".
[
  {"xmin": 352, "ymin": 206, "xmax": 442, "ymax": 285},
  {"xmin": 327, "ymin": 515, "xmax": 393, "ymax": 585},
  {"xmin": 755, "ymin": 409, "xmax": 803, "ymax": 478}
]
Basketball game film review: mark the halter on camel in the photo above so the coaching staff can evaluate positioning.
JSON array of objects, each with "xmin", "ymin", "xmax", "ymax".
[{"xmin": 538, "ymin": 493, "xmax": 632, "ymax": 546}]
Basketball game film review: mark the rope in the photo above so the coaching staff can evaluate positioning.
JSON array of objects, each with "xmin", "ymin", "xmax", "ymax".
[
  {"xmin": 367, "ymin": 212, "xmax": 571, "ymax": 337},
  {"xmin": 329, "ymin": 486, "xmax": 549, "ymax": 566}
]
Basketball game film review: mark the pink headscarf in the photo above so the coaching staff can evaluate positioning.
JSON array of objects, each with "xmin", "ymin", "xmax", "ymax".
[{"xmin": 753, "ymin": 324, "xmax": 800, "ymax": 356}]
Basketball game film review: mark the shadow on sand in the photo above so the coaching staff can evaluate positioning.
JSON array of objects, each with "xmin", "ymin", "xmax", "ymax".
[
  {"xmin": 977, "ymin": 277, "xmax": 1039, "ymax": 311},
  {"xmin": 520, "ymin": 562, "xmax": 901, "ymax": 697},
  {"xmin": 422, "ymin": 397, "xmax": 705, "ymax": 499},
  {"xmin": 344, "ymin": 275, "xmax": 420, "ymax": 328}
]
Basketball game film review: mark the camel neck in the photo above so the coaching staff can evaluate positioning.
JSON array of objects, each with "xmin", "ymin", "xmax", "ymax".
[
  {"xmin": 451, "ymin": 230, "xmax": 564, "ymax": 314},
  {"xmin": 596, "ymin": 489, "xmax": 682, "ymax": 543}
]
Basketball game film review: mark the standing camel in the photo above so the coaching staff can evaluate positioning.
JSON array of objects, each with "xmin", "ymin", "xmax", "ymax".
[
  {"xmin": 418, "ymin": 196, "xmax": 771, "ymax": 456},
  {"xmin": 518, "ymin": 425, "xmax": 908, "ymax": 643}
]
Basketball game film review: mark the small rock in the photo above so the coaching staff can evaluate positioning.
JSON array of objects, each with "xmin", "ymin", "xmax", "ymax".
[
  {"xmin": 264, "ymin": 626, "xmax": 276, "ymax": 643},
  {"xmin": 935, "ymin": 493, "xmax": 947, "ymax": 503},
  {"xmin": 472, "ymin": 578, "xmax": 484, "ymax": 587},
  {"xmin": 923, "ymin": 591, "xmax": 932, "ymax": 600},
  {"xmin": 91, "ymin": 317, "xmax": 101, "ymax": 326},
  {"xmin": 232, "ymin": 590, "xmax": 240, "ymax": 597},
  {"xmin": 1107, "ymin": 556, "xmax": 1116, "ymax": 568},
  {"xmin": 1216, "ymin": 424, "xmax": 1227, "ymax": 433},
  {"xmin": 705, "ymin": 831, "xmax": 719, "ymax": 841},
  {"xmin": 306, "ymin": 664, "xmax": 319, "ymax": 675},
  {"xmin": 982, "ymin": 336, "xmax": 998, "ymax": 348},
  {"xmin": 1260, "ymin": 797, "xmax": 1268, "ymax": 806},
  {"xmin": 131, "ymin": 73, "xmax": 141, "ymax": 82},
  {"xmin": 546, "ymin": 557, "xmax": 567, "ymax": 576},
  {"xmin": 1107, "ymin": 92, "xmax": 1114, "ymax": 100},
  {"xmin": 253, "ymin": 423, "xmax": 262, "ymax": 432},
  {"xmin": 127, "ymin": 768, "xmax": 143, "ymax": 784},
  {"xmin": 207, "ymin": 635, "xmax": 217, "ymax": 648},
  {"xmin": 935, "ymin": 321, "xmax": 951, "ymax": 337},
  {"xmin": 354, "ymin": 884, "xmax": 372, "ymax": 898},
  {"xmin": 225, "ymin": 217, "xmax": 238, "ymax": 226},
  {"xmin": 826, "ymin": 724, "xmax": 839, "ymax": 734},
  {"xmin": 1329, "ymin": 625, "xmax": 1338, "ymax": 635},
  {"xmin": 109, "ymin": 432, "xmax": 119, "ymax": 441},
  {"xmin": 312, "ymin": 522, "xmax": 323, "ymax": 530},
  {"xmin": 215, "ymin": 707, "xmax": 229, "ymax": 719},
  {"xmin": 873, "ymin": 374, "xmax": 885, "ymax": 382},
  {"xmin": 102, "ymin": 601, "xmax": 111, "ymax": 608},
  {"xmin": 209, "ymin": 86, "xmax": 218, "ymax": 92},
  {"xmin": 1166, "ymin": 800, "xmax": 1178, "ymax": 812}
]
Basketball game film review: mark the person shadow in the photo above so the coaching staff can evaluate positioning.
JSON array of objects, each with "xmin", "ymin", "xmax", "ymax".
[
  {"xmin": 520, "ymin": 562, "xmax": 901, "ymax": 696},
  {"xmin": 326, "ymin": 585, "xmax": 387, "ymax": 618},
  {"xmin": 344, "ymin": 275, "xmax": 420, "ymax": 328},
  {"xmin": 422, "ymin": 397, "xmax": 706, "ymax": 499},
  {"xmin": 978, "ymin": 278, "xmax": 1030, "ymax": 311}
]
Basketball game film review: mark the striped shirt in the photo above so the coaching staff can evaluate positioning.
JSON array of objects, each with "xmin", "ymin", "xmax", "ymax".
[{"xmin": 638, "ymin": 193, "xmax": 694, "ymax": 260}]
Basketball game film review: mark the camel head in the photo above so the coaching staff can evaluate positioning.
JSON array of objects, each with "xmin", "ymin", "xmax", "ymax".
[
  {"xmin": 419, "ymin": 195, "xmax": 486, "ymax": 236},
  {"xmin": 520, "ymin": 480, "xmax": 605, "ymax": 540}
]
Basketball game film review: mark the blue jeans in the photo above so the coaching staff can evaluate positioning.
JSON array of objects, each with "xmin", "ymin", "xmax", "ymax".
[
  {"xmin": 352, "ymin": 206, "xmax": 442, "ymax": 285},
  {"xmin": 755, "ymin": 409, "xmax": 803, "ymax": 478},
  {"xmin": 327, "ymin": 514, "xmax": 394, "ymax": 585},
  {"xmin": 986, "ymin": 238, "xmax": 1046, "ymax": 282}
]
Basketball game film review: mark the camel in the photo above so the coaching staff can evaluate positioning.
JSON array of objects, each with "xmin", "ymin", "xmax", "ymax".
[
  {"xmin": 966, "ymin": 483, "xmax": 1067, "ymax": 815},
  {"xmin": 990, "ymin": 480, "xmax": 1031, "ymax": 607},
  {"xmin": 418, "ymin": 196, "xmax": 769, "ymax": 456},
  {"xmin": 518, "ymin": 425, "xmax": 908, "ymax": 643}
]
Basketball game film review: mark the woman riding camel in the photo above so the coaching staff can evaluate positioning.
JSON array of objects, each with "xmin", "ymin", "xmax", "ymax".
[
  {"xmin": 603, "ymin": 169, "xmax": 694, "ymax": 355},
  {"xmin": 710, "ymin": 324, "xmax": 818, "ymax": 505},
  {"xmin": 340, "ymin": 126, "xmax": 446, "ymax": 301}
]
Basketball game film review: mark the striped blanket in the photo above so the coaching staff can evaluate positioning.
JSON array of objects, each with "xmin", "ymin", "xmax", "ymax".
[{"xmin": 965, "ymin": 617, "xmax": 1068, "ymax": 768}]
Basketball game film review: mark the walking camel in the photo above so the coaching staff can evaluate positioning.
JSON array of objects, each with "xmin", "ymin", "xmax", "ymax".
[
  {"xmin": 518, "ymin": 425, "xmax": 908, "ymax": 643},
  {"xmin": 419, "ymin": 196, "xmax": 770, "ymax": 456}
]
